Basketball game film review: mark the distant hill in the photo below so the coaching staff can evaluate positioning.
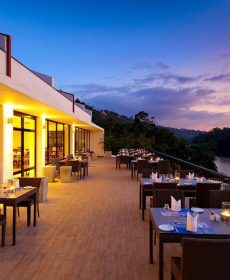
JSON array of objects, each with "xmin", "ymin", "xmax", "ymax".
[
  {"xmin": 193, "ymin": 127, "xmax": 230, "ymax": 157},
  {"xmin": 167, "ymin": 127, "xmax": 205, "ymax": 141}
]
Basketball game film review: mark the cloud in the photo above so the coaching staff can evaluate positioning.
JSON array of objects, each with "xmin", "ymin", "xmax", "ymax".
[
  {"xmin": 132, "ymin": 62, "xmax": 170, "ymax": 71},
  {"xmin": 134, "ymin": 72, "xmax": 201, "ymax": 86},
  {"xmin": 73, "ymin": 84, "xmax": 214, "ymax": 119},
  {"xmin": 205, "ymin": 74, "xmax": 230, "ymax": 82},
  {"xmin": 66, "ymin": 83, "xmax": 131, "ymax": 98},
  {"xmin": 62, "ymin": 67, "xmax": 228, "ymax": 130}
]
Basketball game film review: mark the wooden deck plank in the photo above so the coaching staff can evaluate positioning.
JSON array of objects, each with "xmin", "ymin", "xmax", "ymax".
[{"xmin": 0, "ymin": 157, "xmax": 181, "ymax": 279}]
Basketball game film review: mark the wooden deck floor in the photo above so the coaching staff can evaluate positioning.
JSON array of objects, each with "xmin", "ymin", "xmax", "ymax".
[{"xmin": 0, "ymin": 157, "xmax": 181, "ymax": 280}]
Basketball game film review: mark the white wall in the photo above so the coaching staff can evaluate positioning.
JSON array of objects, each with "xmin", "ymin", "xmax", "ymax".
[
  {"xmin": 90, "ymin": 130, "xmax": 104, "ymax": 156},
  {"xmin": 0, "ymin": 104, "xmax": 13, "ymax": 183},
  {"xmin": 0, "ymin": 49, "xmax": 93, "ymax": 125}
]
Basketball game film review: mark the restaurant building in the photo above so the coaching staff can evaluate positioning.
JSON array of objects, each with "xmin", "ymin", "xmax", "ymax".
[{"xmin": 0, "ymin": 33, "xmax": 104, "ymax": 183}]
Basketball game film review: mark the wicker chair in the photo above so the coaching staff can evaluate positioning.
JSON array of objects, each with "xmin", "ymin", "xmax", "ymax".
[
  {"xmin": 158, "ymin": 160, "xmax": 171, "ymax": 175},
  {"xmin": 150, "ymin": 183, "xmax": 177, "ymax": 211},
  {"xmin": 153, "ymin": 189, "xmax": 184, "ymax": 208},
  {"xmin": 142, "ymin": 169, "xmax": 152, "ymax": 178},
  {"xmin": 151, "ymin": 186, "xmax": 180, "ymax": 244},
  {"xmin": 171, "ymin": 238, "xmax": 230, "ymax": 280},
  {"xmin": 0, "ymin": 214, "xmax": 6, "ymax": 246},
  {"xmin": 136, "ymin": 160, "xmax": 149, "ymax": 179},
  {"xmin": 190, "ymin": 183, "xmax": 221, "ymax": 208},
  {"xmin": 67, "ymin": 154, "xmax": 74, "ymax": 160},
  {"xmin": 118, "ymin": 156, "xmax": 129, "ymax": 169},
  {"xmin": 66, "ymin": 160, "xmax": 80, "ymax": 178},
  {"xmin": 17, "ymin": 177, "xmax": 42, "ymax": 226},
  {"xmin": 209, "ymin": 190, "xmax": 230, "ymax": 208},
  {"xmin": 174, "ymin": 170, "xmax": 194, "ymax": 179}
]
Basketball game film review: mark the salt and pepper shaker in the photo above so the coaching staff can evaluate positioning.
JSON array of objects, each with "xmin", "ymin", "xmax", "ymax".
[
  {"xmin": 215, "ymin": 214, "xmax": 220, "ymax": 222},
  {"xmin": 210, "ymin": 211, "xmax": 215, "ymax": 221}
]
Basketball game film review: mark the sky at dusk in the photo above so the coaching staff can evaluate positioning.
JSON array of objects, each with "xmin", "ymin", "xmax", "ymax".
[{"xmin": 1, "ymin": 0, "xmax": 230, "ymax": 131}]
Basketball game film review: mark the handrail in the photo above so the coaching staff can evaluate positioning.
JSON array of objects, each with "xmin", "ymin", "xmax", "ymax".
[{"xmin": 153, "ymin": 150, "xmax": 230, "ymax": 181}]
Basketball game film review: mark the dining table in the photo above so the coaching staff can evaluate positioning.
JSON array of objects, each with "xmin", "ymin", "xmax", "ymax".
[
  {"xmin": 149, "ymin": 207, "xmax": 230, "ymax": 280},
  {"xmin": 0, "ymin": 187, "xmax": 37, "ymax": 245},
  {"xmin": 60, "ymin": 159, "xmax": 88, "ymax": 179},
  {"xmin": 140, "ymin": 178, "xmax": 200, "ymax": 220},
  {"xmin": 131, "ymin": 159, "xmax": 161, "ymax": 179}
]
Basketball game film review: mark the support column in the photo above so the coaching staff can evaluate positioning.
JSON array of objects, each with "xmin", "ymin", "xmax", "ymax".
[
  {"xmin": 36, "ymin": 116, "xmax": 46, "ymax": 177},
  {"xmin": 70, "ymin": 125, "xmax": 75, "ymax": 156},
  {"xmin": 0, "ymin": 104, "xmax": 13, "ymax": 183}
]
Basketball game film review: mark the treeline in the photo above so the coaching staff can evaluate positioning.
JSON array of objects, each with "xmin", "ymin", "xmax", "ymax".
[
  {"xmin": 91, "ymin": 109, "xmax": 216, "ymax": 170},
  {"xmin": 75, "ymin": 97, "xmax": 217, "ymax": 170},
  {"xmin": 193, "ymin": 127, "xmax": 230, "ymax": 157}
]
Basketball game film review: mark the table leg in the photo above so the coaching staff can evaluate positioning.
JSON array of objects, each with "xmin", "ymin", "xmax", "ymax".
[
  {"xmin": 149, "ymin": 219, "xmax": 153, "ymax": 264},
  {"xmin": 33, "ymin": 192, "xmax": 37, "ymax": 226},
  {"xmin": 131, "ymin": 164, "xmax": 133, "ymax": 179},
  {"xmin": 12, "ymin": 205, "xmax": 17, "ymax": 246},
  {"xmin": 3, "ymin": 205, "xmax": 6, "ymax": 218},
  {"xmin": 142, "ymin": 189, "xmax": 146, "ymax": 220},
  {"xmin": 159, "ymin": 240, "xmax": 164, "ymax": 280},
  {"xmin": 139, "ymin": 184, "xmax": 142, "ymax": 209}
]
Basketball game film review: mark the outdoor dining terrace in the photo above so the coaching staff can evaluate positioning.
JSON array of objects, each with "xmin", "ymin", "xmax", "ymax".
[
  {"xmin": 0, "ymin": 157, "xmax": 164, "ymax": 280},
  {"xmin": 0, "ymin": 154, "xmax": 229, "ymax": 280}
]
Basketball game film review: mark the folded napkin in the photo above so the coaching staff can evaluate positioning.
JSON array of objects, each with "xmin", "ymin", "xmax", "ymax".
[
  {"xmin": 188, "ymin": 172, "xmax": 194, "ymax": 180},
  {"xmin": 186, "ymin": 212, "xmax": 198, "ymax": 232},
  {"xmin": 171, "ymin": 196, "xmax": 181, "ymax": 211},
  {"xmin": 151, "ymin": 172, "xmax": 158, "ymax": 181},
  {"xmin": 157, "ymin": 176, "xmax": 162, "ymax": 183}
]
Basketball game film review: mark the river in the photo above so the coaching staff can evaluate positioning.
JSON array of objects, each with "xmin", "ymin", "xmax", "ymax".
[{"xmin": 215, "ymin": 156, "xmax": 230, "ymax": 177}]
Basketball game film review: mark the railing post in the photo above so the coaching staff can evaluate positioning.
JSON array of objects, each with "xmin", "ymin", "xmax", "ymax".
[
  {"xmin": 72, "ymin": 94, "xmax": 75, "ymax": 113},
  {"xmin": 6, "ymin": 35, "xmax": 11, "ymax": 77}
]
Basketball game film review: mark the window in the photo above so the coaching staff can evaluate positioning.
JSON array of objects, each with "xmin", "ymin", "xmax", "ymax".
[
  {"xmin": 45, "ymin": 120, "xmax": 69, "ymax": 164},
  {"xmin": 75, "ymin": 127, "xmax": 90, "ymax": 155},
  {"xmin": 13, "ymin": 112, "xmax": 36, "ymax": 177}
]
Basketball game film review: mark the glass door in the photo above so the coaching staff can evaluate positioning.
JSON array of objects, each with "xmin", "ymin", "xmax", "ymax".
[{"xmin": 13, "ymin": 112, "xmax": 36, "ymax": 177}]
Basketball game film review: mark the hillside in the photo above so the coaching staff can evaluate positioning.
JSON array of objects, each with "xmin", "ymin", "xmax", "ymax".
[
  {"xmin": 167, "ymin": 127, "xmax": 205, "ymax": 142},
  {"xmin": 193, "ymin": 127, "xmax": 230, "ymax": 157}
]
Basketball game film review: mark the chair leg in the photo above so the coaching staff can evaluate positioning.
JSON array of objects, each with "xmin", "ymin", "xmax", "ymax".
[
  {"xmin": 37, "ymin": 202, "xmax": 40, "ymax": 217},
  {"xmin": 17, "ymin": 207, "xmax": 20, "ymax": 216},
  {"xmin": 27, "ymin": 206, "xmax": 31, "ymax": 226},
  {"xmin": 171, "ymin": 271, "xmax": 175, "ymax": 280},
  {"xmin": 2, "ymin": 224, "xmax": 5, "ymax": 247},
  {"xmin": 154, "ymin": 231, "xmax": 156, "ymax": 245}
]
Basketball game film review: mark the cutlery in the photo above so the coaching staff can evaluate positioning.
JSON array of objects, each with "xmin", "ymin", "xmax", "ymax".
[
  {"xmin": 173, "ymin": 224, "xmax": 179, "ymax": 233},
  {"xmin": 174, "ymin": 220, "xmax": 185, "ymax": 224},
  {"xmin": 199, "ymin": 224, "xmax": 207, "ymax": 233}
]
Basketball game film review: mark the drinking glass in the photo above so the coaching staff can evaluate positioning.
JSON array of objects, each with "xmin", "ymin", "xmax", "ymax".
[
  {"xmin": 222, "ymin": 202, "xmax": 230, "ymax": 210},
  {"xmin": 163, "ymin": 204, "xmax": 170, "ymax": 212}
]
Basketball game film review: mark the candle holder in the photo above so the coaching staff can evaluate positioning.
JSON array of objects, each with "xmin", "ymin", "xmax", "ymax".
[{"xmin": 221, "ymin": 210, "xmax": 230, "ymax": 221}]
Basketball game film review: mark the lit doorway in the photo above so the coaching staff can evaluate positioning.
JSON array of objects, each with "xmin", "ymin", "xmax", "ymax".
[{"xmin": 13, "ymin": 112, "xmax": 36, "ymax": 177}]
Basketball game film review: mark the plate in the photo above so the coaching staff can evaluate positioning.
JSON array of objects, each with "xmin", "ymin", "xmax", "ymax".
[
  {"xmin": 191, "ymin": 207, "xmax": 204, "ymax": 213},
  {"xmin": 23, "ymin": 186, "xmax": 33, "ymax": 190},
  {"xmin": 159, "ymin": 224, "xmax": 174, "ymax": 231}
]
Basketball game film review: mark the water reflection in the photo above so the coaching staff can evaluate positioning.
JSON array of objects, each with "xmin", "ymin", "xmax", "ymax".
[{"xmin": 215, "ymin": 156, "xmax": 230, "ymax": 177}]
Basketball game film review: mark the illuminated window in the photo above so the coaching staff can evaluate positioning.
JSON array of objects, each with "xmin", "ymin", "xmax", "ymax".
[
  {"xmin": 13, "ymin": 112, "xmax": 36, "ymax": 177},
  {"xmin": 75, "ymin": 127, "xmax": 90, "ymax": 155},
  {"xmin": 45, "ymin": 120, "xmax": 69, "ymax": 164}
]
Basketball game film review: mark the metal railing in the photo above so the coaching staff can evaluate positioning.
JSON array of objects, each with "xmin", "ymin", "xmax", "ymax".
[{"xmin": 153, "ymin": 150, "xmax": 230, "ymax": 189}]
